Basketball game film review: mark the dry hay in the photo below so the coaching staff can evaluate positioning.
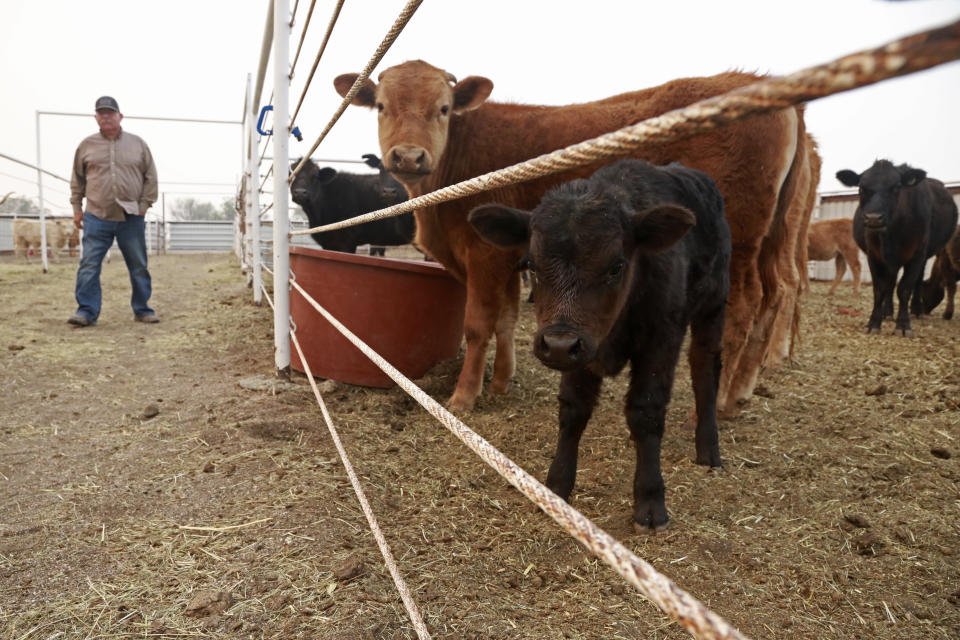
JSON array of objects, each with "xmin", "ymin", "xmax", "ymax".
[{"xmin": 0, "ymin": 251, "xmax": 957, "ymax": 639}]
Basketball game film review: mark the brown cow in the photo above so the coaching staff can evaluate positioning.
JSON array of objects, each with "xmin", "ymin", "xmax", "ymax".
[
  {"xmin": 335, "ymin": 60, "xmax": 819, "ymax": 412},
  {"xmin": 806, "ymin": 217, "xmax": 862, "ymax": 296}
]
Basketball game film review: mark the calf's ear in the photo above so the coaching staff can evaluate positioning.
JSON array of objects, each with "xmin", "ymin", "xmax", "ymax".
[
  {"xmin": 632, "ymin": 204, "xmax": 696, "ymax": 253},
  {"xmin": 468, "ymin": 204, "xmax": 531, "ymax": 249},
  {"xmin": 901, "ymin": 168, "xmax": 926, "ymax": 187},
  {"xmin": 317, "ymin": 167, "xmax": 337, "ymax": 184},
  {"xmin": 334, "ymin": 74, "xmax": 378, "ymax": 108},
  {"xmin": 453, "ymin": 77, "xmax": 494, "ymax": 112},
  {"xmin": 836, "ymin": 170, "xmax": 861, "ymax": 187}
]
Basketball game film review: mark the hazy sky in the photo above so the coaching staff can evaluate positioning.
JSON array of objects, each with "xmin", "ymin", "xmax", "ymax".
[{"xmin": 1, "ymin": 1, "xmax": 957, "ymax": 220}]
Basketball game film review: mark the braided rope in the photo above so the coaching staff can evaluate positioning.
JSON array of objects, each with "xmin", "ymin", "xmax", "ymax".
[
  {"xmin": 290, "ymin": 0, "xmax": 345, "ymax": 128},
  {"xmin": 292, "ymin": 19, "xmax": 960, "ymax": 236},
  {"xmin": 288, "ymin": 0, "xmax": 317, "ymax": 80},
  {"xmin": 288, "ymin": 277, "xmax": 750, "ymax": 640},
  {"xmin": 260, "ymin": 270, "xmax": 433, "ymax": 640},
  {"xmin": 289, "ymin": 0, "xmax": 424, "ymax": 182}
]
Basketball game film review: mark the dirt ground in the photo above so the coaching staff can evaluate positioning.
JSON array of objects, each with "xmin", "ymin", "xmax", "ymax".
[{"xmin": 1, "ymin": 250, "xmax": 958, "ymax": 640}]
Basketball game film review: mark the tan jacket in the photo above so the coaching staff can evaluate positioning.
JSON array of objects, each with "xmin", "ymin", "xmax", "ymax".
[{"xmin": 70, "ymin": 130, "xmax": 158, "ymax": 221}]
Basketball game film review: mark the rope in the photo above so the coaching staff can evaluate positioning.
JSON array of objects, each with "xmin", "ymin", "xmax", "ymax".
[
  {"xmin": 261, "ymin": 266, "xmax": 433, "ymax": 640},
  {"xmin": 289, "ymin": 0, "xmax": 317, "ymax": 79},
  {"xmin": 289, "ymin": 0, "xmax": 424, "ymax": 183},
  {"xmin": 288, "ymin": 277, "xmax": 750, "ymax": 640},
  {"xmin": 259, "ymin": 164, "xmax": 274, "ymax": 193},
  {"xmin": 291, "ymin": 18, "xmax": 960, "ymax": 237},
  {"xmin": 290, "ymin": 0, "xmax": 346, "ymax": 129}
]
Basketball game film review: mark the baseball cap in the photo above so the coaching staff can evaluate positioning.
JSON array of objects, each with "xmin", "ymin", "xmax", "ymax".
[{"xmin": 95, "ymin": 96, "xmax": 120, "ymax": 112}]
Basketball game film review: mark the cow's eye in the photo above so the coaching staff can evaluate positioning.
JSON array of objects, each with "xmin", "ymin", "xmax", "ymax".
[
  {"xmin": 607, "ymin": 261, "xmax": 625, "ymax": 281},
  {"xmin": 377, "ymin": 102, "xmax": 384, "ymax": 112},
  {"xmin": 440, "ymin": 105, "xmax": 449, "ymax": 116}
]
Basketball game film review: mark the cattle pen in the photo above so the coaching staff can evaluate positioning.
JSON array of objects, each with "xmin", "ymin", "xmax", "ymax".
[
  {"xmin": 221, "ymin": 2, "xmax": 960, "ymax": 638},
  {"xmin": 223, "ymin": 1, "xmax": 960, "ymax": 638},
  {"xmin": 3, "ymin": 3, "xmax": 959, "ymax": 640}
]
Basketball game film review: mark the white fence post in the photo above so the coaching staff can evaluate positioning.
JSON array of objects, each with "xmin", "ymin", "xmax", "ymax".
[
  {"xmin": 246, "ymin": 74, "xmax": 263, "ymax": 306},
  {"xmin": 272, "ymin": 0, "xmax": 291, "ymax": 377}
]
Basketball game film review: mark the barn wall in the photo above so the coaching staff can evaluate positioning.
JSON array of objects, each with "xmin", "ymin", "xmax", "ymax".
[{"xmin": 809, "ymin": 185, "xmax": 960, "ymax": 284}]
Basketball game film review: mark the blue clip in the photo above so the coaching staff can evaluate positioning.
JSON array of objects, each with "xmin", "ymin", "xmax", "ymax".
[
  {"xmin": 257, "ymin": 105, "xmax": 273, "ymax": 136},
  {"xmin": 257, "ymin": 105, "xmax": 303, "ymax": 141}
]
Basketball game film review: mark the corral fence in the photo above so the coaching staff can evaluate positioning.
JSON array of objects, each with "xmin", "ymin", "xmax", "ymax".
[
  {"xmin": 808, "ymin": 184, "xmax": 960, "ymax": 284},
  {"xmin": 237, "ymin": 2, "xmax": 960, "ymax": 638},
  {"xmin": 0, "ymin": 214, "xmax": 322, "ymax": 256}
]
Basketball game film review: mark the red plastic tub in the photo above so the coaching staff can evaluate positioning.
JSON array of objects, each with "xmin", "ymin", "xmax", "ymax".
[{"xmin": 289, "ymin": 246, "xmax": 466, "ymax": 388}]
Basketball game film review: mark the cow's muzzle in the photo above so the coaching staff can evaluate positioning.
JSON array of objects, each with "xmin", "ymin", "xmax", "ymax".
[
  {"xmin": 863, "ymin": 212, "xmax": 886, "ymax": 230},
  {"xmin": 386, "ymin": 144, "xmax": 432, "ymax": 177},
  {"xmin": 534, "ymin": 325, "xmax": 594, "ymax": 371}
]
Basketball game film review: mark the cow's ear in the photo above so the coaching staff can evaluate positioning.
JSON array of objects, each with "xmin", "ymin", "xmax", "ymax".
[
  {"xmin": 452, "ymin": 76, "xmax": 493, "ymax": 112},
  {"xmin": 632, "ymin": 204, "xmax": 696, "ymax": 253},
  {"xmin": 901, "ymin": 168, "xmax": 926, "ymax": 187},
  {"xmin": 334, "ymin": 74, "xmax": 378, "ymax": 108},
  {"xmin": 317, "ymin": 167, "xmax": 337, "ymax": 184},
  {"xmin": 836, "ymin": 170, "xmax": 861, "ymax": 187},
  {"xmin": 468, "ymin": 204, "xmax": 531, "ymax": 249},
  {"xmin": 361, "ymin": 154, "xmax": 383, "ymax": 169}
]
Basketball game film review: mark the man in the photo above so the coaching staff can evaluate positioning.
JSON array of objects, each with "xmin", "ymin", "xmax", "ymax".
[{"xmin": 68, "ymin": 96, "xmax": 159, "ymax": 326}]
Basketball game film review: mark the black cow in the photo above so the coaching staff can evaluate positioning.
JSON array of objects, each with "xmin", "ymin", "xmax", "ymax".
[
  {"xmin": 921, "ymin": 225, "xmax": 960, "ymax": 319},
  {"xmin": 468, "ymin": 159, "xmax": 731, "ymax": 531},
  {"xmin": 836, "ymin": 160, "xmax": 958, "ymax": 336},
  {"xmin": 289, "ymin": 154, "xmax": 413, "ymax": 255}
]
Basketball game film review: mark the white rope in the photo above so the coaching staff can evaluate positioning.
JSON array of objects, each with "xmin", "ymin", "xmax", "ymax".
[
  {"xmin": 287, "ymin": 277, "xmax": 750, "ymax": 640},
  {"xmin": 260, "ymin": 266, "xmax": 433, "ymax": 639},
  {"xmin": 291, "ymin": 19, "xmax": 960, "ymax": 237},
  {"xmin": 290, "ymin": 0, "xmax": 346, "ymax": 129}
]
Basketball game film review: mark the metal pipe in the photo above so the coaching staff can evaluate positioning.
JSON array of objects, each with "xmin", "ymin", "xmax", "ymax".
[
  {"xmin": 37, "ymin": 110, "xmax": 240, "ymax": 125},
  {"xmin": 35, "ymin": 111, "xmax": 49, "ymax": 273},
  {"xmin": 272, "ymin": 0, "xmax": 291, "ymax": 378},
  {"xmin": 247, "ymin": 74, "xmax": 263, "ymax": 307},
  {"xmin": 252, "ymin": 0, "xmax": 275, "ymax": 118}
]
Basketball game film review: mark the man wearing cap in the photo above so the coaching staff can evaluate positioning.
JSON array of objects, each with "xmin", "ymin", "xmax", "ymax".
[{"xmin": 68, "ymin": 96, "xmax": 159, "ymax": 326}]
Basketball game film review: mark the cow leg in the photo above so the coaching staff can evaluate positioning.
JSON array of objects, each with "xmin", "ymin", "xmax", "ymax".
[
  {"xmin": 910, "ymin": 274, "xmax": 925, "ymax": 317},
  {"xmin": 847, "ymin": 252, "xmax": 862, "ymax": 297},
  {"xmin": 545, "ymin": 368, "xmax": 602, "ymax": 502},
  {"xmin": 688, "ymin": 305, "xmax": 725, "ymax": 468},
  {"xmin": 944, "ymin": 278, "xmax": 956, "ymax": 320},
  {"xmin": 626, "ymin": 346, "xmax": 679, "ymax": 532},
  {"xmin": 828, "ymin": 254, "xmax": 846, "ymax": 295},
  {"xmin": 489, "ymin": 272, "xmax": 520, "ymax": 395},
  {"xmin": 895, "ymin": 256, "xmax": 925, "ymax": 337},
  {"xmin": 448, "ymin": 280, "xmax": 499, "ymax": 411},
  {"xmin": 866, "ymin": 258, "xmax": 892, "ymax": 333},
  {"xmin": 716, "ymin": 249, "xmax": 762, "ymax": 417}
]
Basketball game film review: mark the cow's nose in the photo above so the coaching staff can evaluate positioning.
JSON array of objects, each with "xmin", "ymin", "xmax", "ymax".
[
  {"xmin": 388, "ymin": 145, "xmax": 429, "ymax": 174},
  {"xmin": 534, "ymin": 328, "xmax": 584, "ymax": 369},
  {"xmin": 864, "ymin": 212, "xmax": 885, "ymax": 228}
]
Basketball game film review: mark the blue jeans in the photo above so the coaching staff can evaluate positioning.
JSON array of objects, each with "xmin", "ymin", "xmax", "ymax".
[{"xmin": 74, "ymin": 212, "xmax": 153, "ymax": 321}]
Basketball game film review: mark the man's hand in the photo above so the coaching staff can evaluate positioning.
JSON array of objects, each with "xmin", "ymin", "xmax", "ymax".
[{"xmin": 73, "ymin": 210, "xmax": 83, "ymax": 230}]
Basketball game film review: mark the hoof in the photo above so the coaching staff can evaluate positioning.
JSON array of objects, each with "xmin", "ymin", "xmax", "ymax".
[
  {"xmin": 488, "ymin": 380, "xmax": 510, "ymax": 395},
  {"xmin": 944, "ymin": 312, "xmax": 953, "ymax": 320},
  {"xmin": 866, "ymin": 327, "xmax": 882, "ymax": 335},
  {"xmin": 446, "ymin": 392, "xmax": 476, "ymax": 412},
  {"xmin": 893, "ymin": 328, "xmax": 915, "ymax": 338},
  {"xmin": 633, "ymin": 518, "xmax": 669, "ymax": 534},
  {"xmin": 718, "ymin": 402, "xmax": 743, "ymax": 420}
]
